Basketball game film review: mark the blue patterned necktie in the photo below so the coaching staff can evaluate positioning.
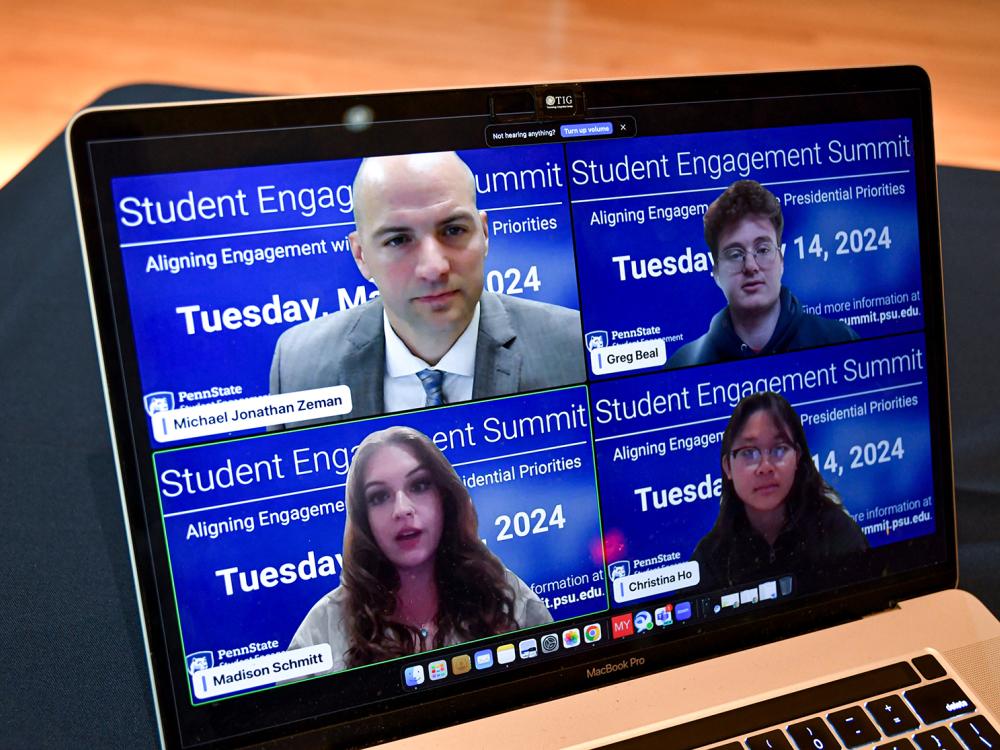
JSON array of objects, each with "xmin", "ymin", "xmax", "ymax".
[{"xmin": 416, "ymin": 369, "xmax": 445, "ymax": 406}]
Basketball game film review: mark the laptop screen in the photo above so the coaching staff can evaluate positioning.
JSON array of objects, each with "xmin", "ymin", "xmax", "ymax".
[{"xmin": 69, "ymin": 67, "xmax": 953, "ymax": 748}]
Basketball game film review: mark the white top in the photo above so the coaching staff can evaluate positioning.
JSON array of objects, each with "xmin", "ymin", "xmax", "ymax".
[
  {"xmin": 383, "ymin": 303, "xmax": 480, "ymax": 413},
  {"xmin": 288, "ymin": 568, "xmax": 553, "ymax": 674}
]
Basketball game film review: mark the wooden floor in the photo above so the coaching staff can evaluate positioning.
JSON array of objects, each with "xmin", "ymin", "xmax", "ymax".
[{"xmin": 2, "ymin": 0, "xmax": 998, "ymax": 186}]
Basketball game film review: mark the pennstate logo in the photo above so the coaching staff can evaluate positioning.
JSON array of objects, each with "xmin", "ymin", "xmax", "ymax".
[
  {"xmin": 608, "ymin": 561, "xmax": 631, "ymax": 580},
  {"xmin": 585, "ymin": 331, "xmax": 609, "ymax": 351},
  {"xmin": 186, "ymin": 651, "xmax": 214, "ymax": 675},
  {"xmin": 143, "ymin": 391, "xmax": 175, "ymax": 416}
]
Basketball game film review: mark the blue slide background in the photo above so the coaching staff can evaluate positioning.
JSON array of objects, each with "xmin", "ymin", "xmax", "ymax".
[
  {"xmin": 112, "ymin": 144, "xmax": 581, "ymax": 443},
  {"xmin": 154, "ymin": 387, "xmax": 606, "ymax": 693},
  {"xmin": 124, "ymin": 118, "xmax": 945, "ymax": 697},
  {"xmin": 591, "ymin": 333, "xmax": 935, "ymax": 606},
  {"xmin": 566, "ymin": 119, "xmax": 921, "ymax": 376}
]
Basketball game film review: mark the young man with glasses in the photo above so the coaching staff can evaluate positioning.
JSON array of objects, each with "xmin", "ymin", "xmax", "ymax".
[{"xmin": 667, "ymin": 180, "xmax": 857, "ymax": 369}]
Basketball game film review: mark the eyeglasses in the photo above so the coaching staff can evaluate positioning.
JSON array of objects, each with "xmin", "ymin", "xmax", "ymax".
[
  {"xmin": 719, "ymin": 242, "xmax": 781, "ymax": 270},
  {"xmin": 729, "ymin": 443, "xmax": 796, "ymax": 469}
]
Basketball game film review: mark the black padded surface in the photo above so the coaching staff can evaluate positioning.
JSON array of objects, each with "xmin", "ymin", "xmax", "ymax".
[
  {"xmin": 0, "ymin": 85, "xmax": 995, "ymax": 749},
  {"xmin": 0, "ymin": 85, "xmax": 247, "ymax": 750},
  {"xmin": 939, "ymin": 166, "xmax": 1000, "ymax": 610}
]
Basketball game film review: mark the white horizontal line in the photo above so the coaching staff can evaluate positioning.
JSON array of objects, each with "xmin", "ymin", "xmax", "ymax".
[
  {"xmin": 570, "ymin": 170, "xmax": 912, "ymax": 205},
  {"xmin": 594, "ymin": 413, "xmax": 729, "ymax": 442},
  {"xmin": 161, "ymin": 440, "xmax": 588, "ymax": 518},
  {"xmin": 791, "ymin": 381, "xmax": 924, "ymax": 410},
  {"xmin": 120, "ymin": 201, "xmax": 564, "ymax": 248},
  {"xmin": 484, "ymin": 201, "xmax": 564, "ymax": 212},
  {"xmin": 594, "ymin": 381, "xmax": 924, "ymax": 443},
  {"xmin": 120, "ymin": 221, "xmax": 356, "ymax": 248},
  {"xmin": 450, "ymin": 440, "xmax": 588, "ymax": 468},
  {"xmin": 162, "ymin": 482, "xmax": 346, "ymax": 518}
]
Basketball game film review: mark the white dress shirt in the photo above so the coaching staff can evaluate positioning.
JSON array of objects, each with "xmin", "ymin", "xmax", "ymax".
[{"xmin": 383, "ymin": 303, "xmax": 480, "ymax": 413}]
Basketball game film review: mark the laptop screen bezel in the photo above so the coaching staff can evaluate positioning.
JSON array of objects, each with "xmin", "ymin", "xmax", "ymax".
[{"xmin": 68, "ymin": 65, "xmax": 956, "ymax": 750}]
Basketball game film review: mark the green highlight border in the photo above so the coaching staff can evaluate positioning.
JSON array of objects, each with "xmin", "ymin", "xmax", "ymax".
[{"xmin": 150, "ymin": 383, "xmax": 610, "ymax": 705}]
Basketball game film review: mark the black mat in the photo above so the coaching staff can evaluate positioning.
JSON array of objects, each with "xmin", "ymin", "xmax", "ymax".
[{"xmin": 0, "ymin": 85, "xmax": 996, "ymax": 748}]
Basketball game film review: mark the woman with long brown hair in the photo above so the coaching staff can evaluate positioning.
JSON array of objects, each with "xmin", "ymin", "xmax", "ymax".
[{"xmin": 289, "ymin": 425, "xmax": 552, "ymax": 671}]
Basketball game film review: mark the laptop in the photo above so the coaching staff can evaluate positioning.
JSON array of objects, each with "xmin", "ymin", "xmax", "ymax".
[{"xmin": 67, "ymin": 66, "xmax": 1000, "ymax": 749}]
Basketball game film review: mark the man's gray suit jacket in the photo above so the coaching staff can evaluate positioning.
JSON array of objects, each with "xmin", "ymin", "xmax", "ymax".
[{"xmin": 269, "ymin": 292, "xmax": 585, "ymax": 425}]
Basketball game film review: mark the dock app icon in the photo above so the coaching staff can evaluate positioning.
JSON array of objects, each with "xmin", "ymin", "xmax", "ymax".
[{"xmin": 404, "ymin": 665, "xmax": 425, "ymax": 687}]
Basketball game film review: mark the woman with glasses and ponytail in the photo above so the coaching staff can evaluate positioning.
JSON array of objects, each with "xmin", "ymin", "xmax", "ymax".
[{"xmin": 692, "ymin": 392, "xmax": 869, "ymax": 592}]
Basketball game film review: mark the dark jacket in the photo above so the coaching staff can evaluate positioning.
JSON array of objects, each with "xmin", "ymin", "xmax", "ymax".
[
  {"xmin": 691, "ymin": 493, "xmax": 870, "ymax": 593},
  {"xmin": 667, "ymin": 287, "xmax": 858, "ymax": 368}
]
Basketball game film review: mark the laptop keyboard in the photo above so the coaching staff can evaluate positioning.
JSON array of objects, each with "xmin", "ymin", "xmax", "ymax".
[{"xmin": 597, "ymin": 655, "xmax": 999, "ymax": 750}]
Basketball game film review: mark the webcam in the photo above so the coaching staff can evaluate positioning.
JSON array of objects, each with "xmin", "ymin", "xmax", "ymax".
[{"xmin": 535, "ymin": 84, "xmax": 586, "ymax": 119}]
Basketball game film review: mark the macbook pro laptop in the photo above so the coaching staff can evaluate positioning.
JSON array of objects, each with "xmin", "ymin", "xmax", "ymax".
[{"xmin": 67, "ymin": 66, "xmax": 1000, "ymax": 750}]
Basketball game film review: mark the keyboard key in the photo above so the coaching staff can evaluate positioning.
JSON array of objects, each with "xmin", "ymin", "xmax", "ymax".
[
  {"xmin": 905, "ymin": 680, "xmax": 976, "ymax": 724},
  {"xmin": 875, "ymin": 740, "xmax": 916, "ymax": 750},
  {"xmin": 707, "ymin": 744, "xmax": 744, "ymax": 750},
  {"xmin": 912, "ymin": 655, "xmax": 947, "ymax": 681},
  {"xmin": 866, "ymin": 695, "xmax": 920, "ymax": 735},
  {"xmin": 598, "ymin": 662, "xmax": 918, "ymax": 749},
  {"xmin": 828, "ymin": 706, "xmax": 882, "ymax": 748},
  {"xmin": 788, "ymin": 717, "xmax": 842, "ymax": 750},
  {"xmin": 952, "ymin": 715, "xmax": 1000, "ymax": 750},
  {"xmin": 746, "ymin": 729, "xmax": 794, "ymax": 750},
  {"xmin": 915, "ymin": 726, "xmax": 964, "ymax": 750}
]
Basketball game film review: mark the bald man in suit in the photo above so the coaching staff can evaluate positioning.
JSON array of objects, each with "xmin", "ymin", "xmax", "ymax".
[{"xmin": 269, "ymin": 151, "xmax": 585, "ymax": 425}]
